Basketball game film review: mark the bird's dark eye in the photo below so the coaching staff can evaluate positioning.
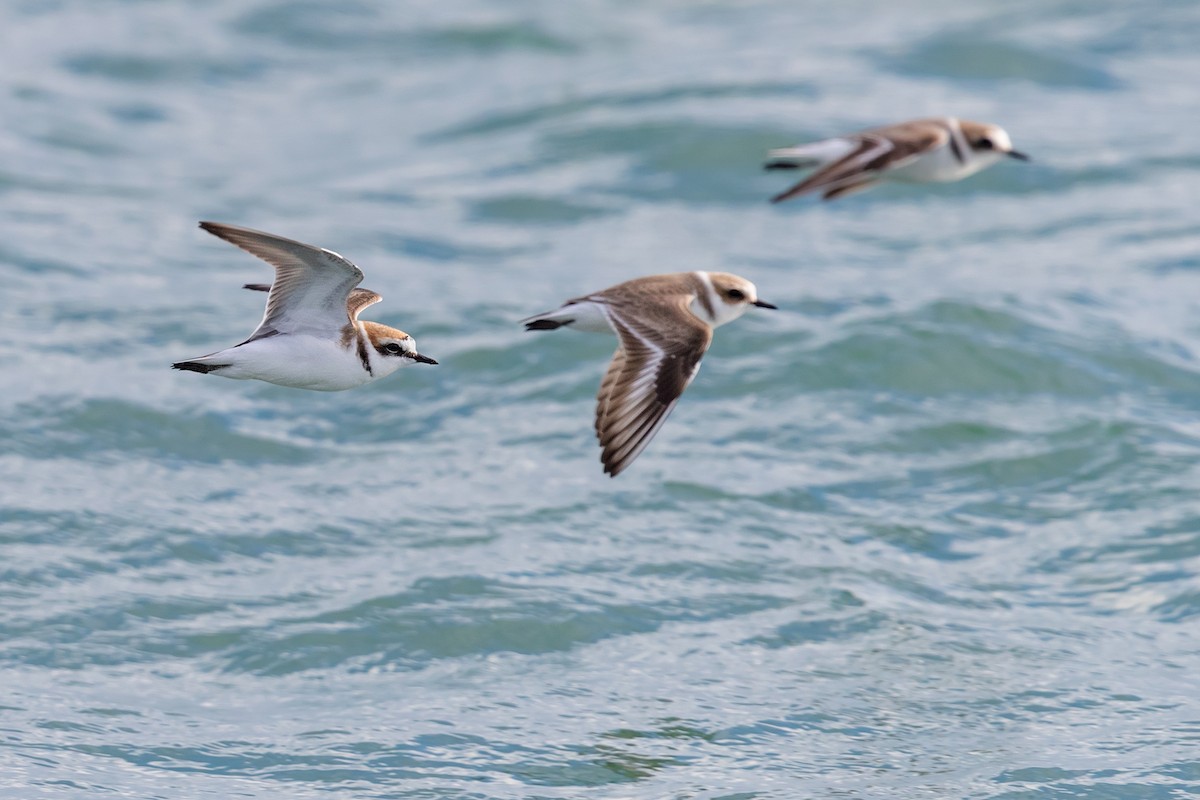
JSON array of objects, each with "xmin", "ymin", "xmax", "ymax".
[
  {"xmin": 977, "ymin": 138, "xmax": 994, "ymax": 150},
  {"xmin": 727, "ymin": 289, "xmax": 745, "ymax": 300},
  {"xmin": 384, "ymin": 343, "xmax": 403, "ymax": 355}
]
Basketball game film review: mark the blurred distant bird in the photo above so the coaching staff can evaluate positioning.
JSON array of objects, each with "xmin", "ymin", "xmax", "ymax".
[
  {"xmin": 173, "ymin": 222, "xmax": 436, "ymax": 391},
  {"xmin": 523, "ymin": 272, "xmax": 775, "ymax": 477},
  {"xmin": 765, "ymin": 116, "xmax": 1029, "ymax": 203}
]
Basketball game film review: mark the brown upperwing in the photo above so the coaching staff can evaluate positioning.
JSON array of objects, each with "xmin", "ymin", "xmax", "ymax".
[
  {"xmin": 770, "ymin": 121, "xmax": 949, "ymax": 203},
  {"xmin": 594, "ymin": 293, "xmax": 712, "ymax": 477}
]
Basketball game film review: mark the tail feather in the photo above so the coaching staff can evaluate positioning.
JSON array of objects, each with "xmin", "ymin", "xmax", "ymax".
[
  {"xmin": 765, "ymin": 138, "xmax": 857, "ymax": 173},
  {"xmin": 172, "ymin": 360, "xmax": 227, "ymax": 374},
  {"xmin": 764, "ymin": 147, "xmax": 823, "ymax": 171},
  {"xmin": 524, "ymin": 318, "xmax": 572, "ymax": 331}
]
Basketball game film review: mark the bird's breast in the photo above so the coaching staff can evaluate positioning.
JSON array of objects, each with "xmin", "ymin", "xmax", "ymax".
[{"xmin": 223, "ymin": 334, "xmax": 375, "ymax": 391}]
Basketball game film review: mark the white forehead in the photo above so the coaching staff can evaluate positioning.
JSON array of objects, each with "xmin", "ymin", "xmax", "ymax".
[
  {"xmin": 379, "ymin": 335, "xmax": 414, "ymax": 348},
  {"xmin": 987, "ymin": 126, "xmax": 1013, "ymax": 151}
]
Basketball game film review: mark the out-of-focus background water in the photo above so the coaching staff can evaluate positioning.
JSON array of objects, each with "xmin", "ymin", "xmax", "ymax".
[{"xmin": 3, "ymin": 1, "xmax": 1200, "ymax": 797}]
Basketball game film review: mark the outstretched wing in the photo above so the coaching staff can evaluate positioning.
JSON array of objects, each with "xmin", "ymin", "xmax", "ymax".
[
  {"xmin": 770, "ymin": 134, "xmax": 894, "ymax": 203},
  {"xmin": 770, "ymin": 123, "xmax": 947, "ymax": 203},
  {"xmin": 346, "ymin": 288, "xmax": 383, "ymax": 321},
  {"xmin": 200, "ymin": 221, "xmax": 364, "ymax": 341},
  {"xmin": 243, "ymin": 281, "xmax": 382, "ymax": 323},
  {"xmin": 593, "ymin": 299, "xmax": 712, "ymax": 477}
]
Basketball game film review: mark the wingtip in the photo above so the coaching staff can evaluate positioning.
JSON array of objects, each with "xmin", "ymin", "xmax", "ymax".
[
  {"xmin": 198, "ymin": 220, "xmax": 232, "ymax": 240},
  {"xmin": 769, "ymin": 182, "xmax": 810, "ymax": 204},
  {"xmin": 199, "ymin": 220, "xmax": 253, "ymax": 242}
]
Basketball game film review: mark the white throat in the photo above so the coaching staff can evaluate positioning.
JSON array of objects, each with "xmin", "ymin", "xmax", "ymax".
[
  {"xmin": 358, "ymin": 324, "xmax": 409, "ymax": 381},
  {"xmin": 950, "ymin": 118, "xmax": 1004, "ymax": 175},
  {"xmin": 690, "ymin": 271, "xmax": 748, "ymax": 329}
]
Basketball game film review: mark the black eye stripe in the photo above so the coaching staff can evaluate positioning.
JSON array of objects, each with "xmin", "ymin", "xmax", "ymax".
[{"xmin": 727, "ymin": 289, "xmax": 745, "ymax": 300}]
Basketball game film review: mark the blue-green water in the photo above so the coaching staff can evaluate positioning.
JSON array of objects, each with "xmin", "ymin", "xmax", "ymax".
[{"xmin": 3, "ymin": 1, "xmax": 1200, "ymax": 797}]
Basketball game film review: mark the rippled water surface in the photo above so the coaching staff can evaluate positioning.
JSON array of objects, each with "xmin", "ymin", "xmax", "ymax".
[{"xmin": 3, "ymin": 1, "xmax": 1200, "ymax": 797}]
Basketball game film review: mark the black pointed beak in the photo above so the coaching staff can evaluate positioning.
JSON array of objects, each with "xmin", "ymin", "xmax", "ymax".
[
  {"xmin": 409, "ymin": 352, "xmax": 438, "ymax": 365},
  {"xmin": 753, "ymin": 299, "xmax": 777, "ymax": 310},
  {"xmin": 1007, "ymin": 150, "xmax": 1031, "ymax": 162}
]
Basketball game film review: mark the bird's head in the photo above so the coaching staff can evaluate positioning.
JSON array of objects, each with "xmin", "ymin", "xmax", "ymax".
[
  {"xmin": 703, "ymin": 272, "xmax": 777, "ymax": 327},
  {"xmin": 961, "ymin": 120, "xmax": 1030, "ymax": 163},
  {"xmin": 363, "ymin": 322, "xmax": 438, "ymax": 376}
]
